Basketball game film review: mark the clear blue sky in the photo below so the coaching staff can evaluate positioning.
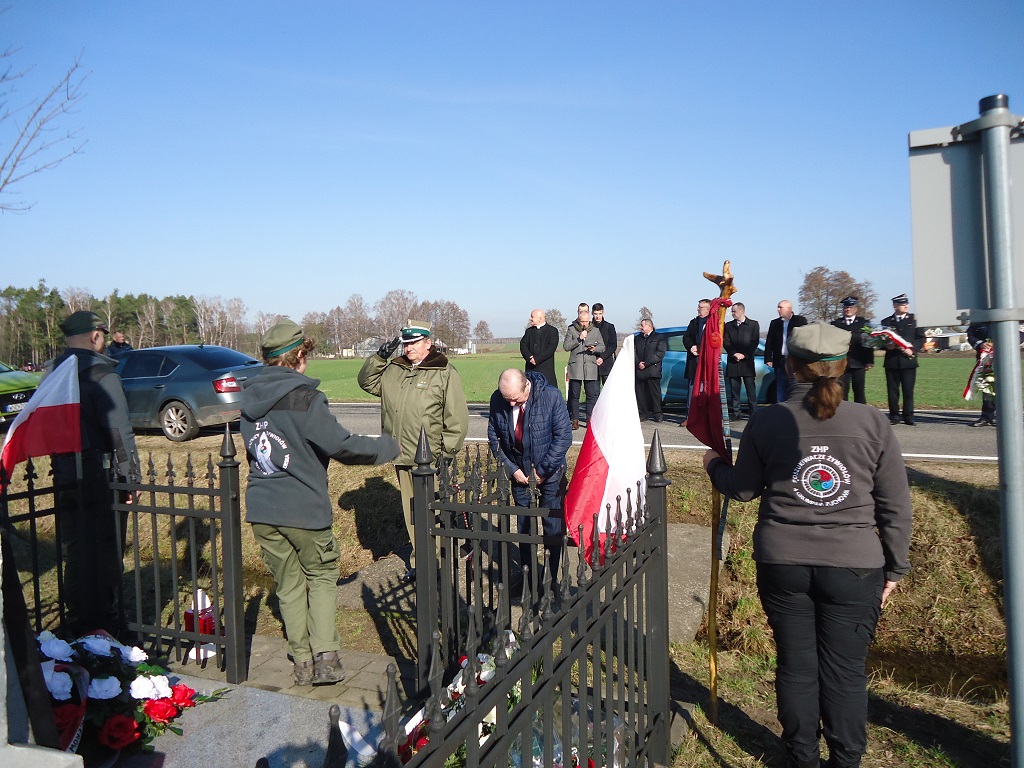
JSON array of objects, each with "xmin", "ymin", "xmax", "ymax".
[{"xmin": 3, "ymin": 1, "xmax": 1021, "ymax": 337}]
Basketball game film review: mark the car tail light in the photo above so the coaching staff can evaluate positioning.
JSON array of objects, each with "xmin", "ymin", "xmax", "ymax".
[{"xmin": 214, "ymin": 376, "xmax": 241, "ymax": 394}]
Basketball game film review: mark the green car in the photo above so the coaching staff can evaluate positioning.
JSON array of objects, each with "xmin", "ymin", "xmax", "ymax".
[{"xmin": 0, "ymin": 361, "xmax": 40, "ymax": 428}]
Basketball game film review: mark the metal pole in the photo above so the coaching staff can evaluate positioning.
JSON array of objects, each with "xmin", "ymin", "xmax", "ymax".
[
  {"xmin": 977, "ymin": 93, "xmax": 1024, "ymax": 767},
  {"xmin": 218, "ymin": 424, "xmax": 246, "ymax": 684},
  {"xmin": 645, "ymin": 431, "xmax": 671, "ymax": 764}
]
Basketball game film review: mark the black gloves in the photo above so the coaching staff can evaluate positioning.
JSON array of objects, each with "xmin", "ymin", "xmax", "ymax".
[{"xmin": 377, "ymin": 336, "xmax": 401, "ymax": 359}]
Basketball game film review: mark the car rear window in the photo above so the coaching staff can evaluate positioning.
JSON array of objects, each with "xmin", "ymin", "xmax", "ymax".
[{"xmin": 184, "ymin": 347, "xmax": 260, "ymax": 371}]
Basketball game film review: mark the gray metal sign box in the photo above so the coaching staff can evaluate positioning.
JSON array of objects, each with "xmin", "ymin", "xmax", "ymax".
[{"xmin": 908, "ymin": 127, "xmax": 1024, "ymax": 326}]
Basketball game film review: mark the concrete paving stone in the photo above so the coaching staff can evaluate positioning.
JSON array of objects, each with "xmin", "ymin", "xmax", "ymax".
[
  {"xmin": 343, "ymin": 670, "xmax": 390, "ymax": 697},
  {"xmin": 117, "ymin": 673, "xmax": 381, "ymax": 768}
]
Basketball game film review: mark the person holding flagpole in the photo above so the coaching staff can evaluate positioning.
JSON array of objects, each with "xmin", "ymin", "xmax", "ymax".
[
  {"xmin": 702, "ymin": 323, "xmax": 912, "ymax": 768},
  {"xmin": 50, "ymin": 310, "xmax": 139, "ymax": 637}
]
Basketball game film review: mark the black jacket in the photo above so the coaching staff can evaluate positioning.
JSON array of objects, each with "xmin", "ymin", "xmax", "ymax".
[
  {"xmin": 520, "ymin": 324, "xmax": 560, "ymax": 387},
  {"xmin": 593, "ymin": 320, "xmax": 618, "ymax": 377},
  {"xmin": 880, "ymin": 313, "xmax": 919, "ymax": 370},
  {"xmin": 831, "ymin": 315, "xmax": 875, "ymax": 368},
  {"xmin": 967, "ymin": 322, "xmax": 991, "ymax": 357},
  {"xmin": 634, "ymin": 331, "xmax": 666, "ymax": 380},
  {"xmin": 682, "ymin": 316, "xmax": 709, "ymax": 380},
  {"xmin": 50, "ymin": 348, "xmax": 138, "ymax": 480},
  {"xmin": 724, "ymin": 319, "xmax": 760, "ymax": 377},
  {"xmin": 764, "ymin": 314, "xmax": 808, "ymax": 367}
]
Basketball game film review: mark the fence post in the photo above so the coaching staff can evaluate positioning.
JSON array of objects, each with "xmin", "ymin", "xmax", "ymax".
[
  {"xmin": 412, "ymin": 426, "xmax": 438, "ymax": 693},
  {"xmin": 645, "ymin": 430, "xmax": 671, "ymax": 764},
  {"xmin": 218, "ymin": 424, "xmax": 246, "ymax": 684}
]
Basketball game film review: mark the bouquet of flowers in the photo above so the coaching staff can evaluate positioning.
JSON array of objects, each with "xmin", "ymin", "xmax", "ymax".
[
  {"xmin": 862, "ymin": 325, "xmax": 914, "ymax": 354},
  {"xmin": 37, "ymin": 629, "xmax": 222, "ymax": 765},
  {"xmin": 396, "ymin": 630, "xmax": 520, "ymax": 764},
  {"xmin": 964, "ymin": 348, "xmax": 996, "ymax": 399}
]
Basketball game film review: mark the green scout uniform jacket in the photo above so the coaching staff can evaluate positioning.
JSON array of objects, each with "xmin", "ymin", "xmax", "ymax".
[{"xmin": 358, "ymin": 349, "xmax": 469, "ymax": 466}]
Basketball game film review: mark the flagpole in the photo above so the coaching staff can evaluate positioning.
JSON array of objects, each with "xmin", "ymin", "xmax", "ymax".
[{"xmin": 702, "ymin": 262, "xmax": 736, "ymax": 728}]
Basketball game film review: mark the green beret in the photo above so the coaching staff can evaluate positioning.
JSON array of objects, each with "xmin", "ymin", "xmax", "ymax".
[
  {"xmin": 261, "ymin": 319, "xmax": 305, "ymax": 358},
  {"xmin": 788, "ymin": 323, "xmax": 851, "ymax": 362},
  {"xmin": 61, "ymin": 311, "xmax": 108, "ymax": 337}
]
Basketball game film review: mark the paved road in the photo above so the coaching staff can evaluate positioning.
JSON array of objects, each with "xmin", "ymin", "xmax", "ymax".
[{"xmin": 329, "ymin": 403, "xmax": 1001, "ymax": 463}]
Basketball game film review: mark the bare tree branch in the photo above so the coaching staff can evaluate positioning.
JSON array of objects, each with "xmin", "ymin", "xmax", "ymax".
[{"xmin": 0, "ymin": 46, "xmax": 88, "ymax": 214}]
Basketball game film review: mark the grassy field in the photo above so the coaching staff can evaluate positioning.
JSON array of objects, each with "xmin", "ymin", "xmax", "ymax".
[
  {"xmin": 307, "ymin": 350, "xmax": 1008, "ymax": 409},
  {"xmin": 7, "ymin": 433, "xmax": 1009, "ymax": 767}
]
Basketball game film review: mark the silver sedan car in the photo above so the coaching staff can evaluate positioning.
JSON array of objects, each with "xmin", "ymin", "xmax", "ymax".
[{"xmin": 116, "ymin": 345, "xmax": 262, "ymax": 441}]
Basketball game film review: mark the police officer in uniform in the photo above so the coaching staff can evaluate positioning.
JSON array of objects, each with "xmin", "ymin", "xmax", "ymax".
[
  {"xmin": 831, "ymin": 296, "xmax": 874, "ymax": 404},
  {"xmin": 880, "ymin": 293, "xmax": 918, "ymax": 426}
]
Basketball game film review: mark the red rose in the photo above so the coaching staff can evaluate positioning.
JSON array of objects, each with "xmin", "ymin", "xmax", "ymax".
[
  {"xmin": 98, "ymin": 714, "xmax": 141, "ymax": 750},
  {"xmin": 170, "ymin": 683, "xmax": 197, "ymax": 709},
  {"xmin": 143, "ymin": 697, "xmax": 179, "ymax": 724}
]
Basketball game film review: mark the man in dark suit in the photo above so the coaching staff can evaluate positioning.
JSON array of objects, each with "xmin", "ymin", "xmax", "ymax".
[
  {"xmin": 967, "ymin": 321, "xmax": 995, "ymax": 427},
  {"xmin": 764, "ymin": 299, "xmax": 808, "ymax": 402},
  {"xmin": 591, "ymin": 302, "xmax": 617, "ymax": 387},
  {"xmin": 723, "ymin": 302, "xmax": 760, "ymax": 419},
  {"xmin": 520, "ymin": 308, "xmax": 560, "ymax": 387},
  {"xmin": 634, "ymin": 318, "xmax": 666, "ymax": 422},
  {"xmin": 682, "ymin": 299, "xmax": 712, "ymax": 412},
  {"xmin": 880, "ymin": 293, "xmax": 919, "ymax": 426},
  {"xmin": 830, "ymin": 296, "xmax": 875, "ymax": 404}
]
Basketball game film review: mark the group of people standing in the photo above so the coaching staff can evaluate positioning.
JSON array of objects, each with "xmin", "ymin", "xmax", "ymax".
[{"xmin": 521, "ymin": 303, "xmax": 618, "ymax": 429}]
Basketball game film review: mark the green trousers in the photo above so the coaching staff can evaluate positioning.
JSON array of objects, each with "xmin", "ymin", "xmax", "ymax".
[{"xmin": 251, "ymin": 523, "xmax": 341, "ymax": 663}]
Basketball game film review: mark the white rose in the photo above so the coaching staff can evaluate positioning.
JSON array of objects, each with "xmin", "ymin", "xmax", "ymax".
[
  {"xmin": 88, "ymin": 676, "xmax": 122, "ymax": 700},
  {"xmin": 79, "ymin": 636, "xmax": 116, "ymax": 657},
  {"xmin": 45, "ymin": 669, "xmax": 74, "ymax": 701},
  {"xmin": 130, "ymin": 674, "xmax": 172, "ymax": 700},
  {"xmin": 129, "ymin": 676, "xmax": 157, "ymax": 700},
  {"xmin": 40, "ymin": 637, "xmax": 74, "ymax": 662},
  {"xmin": 119, "ymin": 645, "xmax": 148, "ymax": 665},
  {"xmin": 150, "ymin": 674, "xmax": 172, "ymax": 699}
]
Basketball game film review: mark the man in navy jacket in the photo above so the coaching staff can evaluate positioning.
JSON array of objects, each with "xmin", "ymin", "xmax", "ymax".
[{"xmin": 488, "ymin": 369, "xmax": 573, "ymax": 589}]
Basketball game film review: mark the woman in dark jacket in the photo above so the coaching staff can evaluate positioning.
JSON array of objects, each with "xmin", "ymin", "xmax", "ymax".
[
  {"xmin": 241, "ymin": 320, "xmax": 399, "ymax": 686},
  {"xmin": 703, "ymin": 323, "xmax": 912, "ymax": 768}
]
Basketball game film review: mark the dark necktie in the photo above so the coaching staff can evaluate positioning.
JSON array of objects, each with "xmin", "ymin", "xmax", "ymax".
[{"xmin": 514, "ymin": 404, "xmax": 525, "ymax": 451}]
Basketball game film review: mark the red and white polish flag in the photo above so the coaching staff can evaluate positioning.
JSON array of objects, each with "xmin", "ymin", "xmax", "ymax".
[
  {"xmin": 565, "ymin": 334, "xmax": 647, "ymax": 564},
  {"xmin": 1, "ymin": 355, "xmax": 81, "ymax": 484}
]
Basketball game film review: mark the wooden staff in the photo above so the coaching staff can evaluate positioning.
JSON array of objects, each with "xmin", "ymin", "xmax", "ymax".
[{"xmin": 702, "ymin": 260, "xmax": 736, "ymax": 726}]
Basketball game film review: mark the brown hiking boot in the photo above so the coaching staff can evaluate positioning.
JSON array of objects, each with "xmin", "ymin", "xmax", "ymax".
[
  {"xmin": 293, "ymin": 659, "xmax": 314, "ymax": 686},
  {"xmin": 312, "ymin": 651, "xmax": 345, "ymax": 685}
]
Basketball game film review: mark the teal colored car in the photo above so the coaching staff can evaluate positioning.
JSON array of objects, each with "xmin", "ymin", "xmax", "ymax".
[
  {"xmin": 0, "ymin": 361, "xmax": 40, "ymax": 428},
  {"xmin": 655, "ymin": 326, "xmax": 775, "ymax": 406}
]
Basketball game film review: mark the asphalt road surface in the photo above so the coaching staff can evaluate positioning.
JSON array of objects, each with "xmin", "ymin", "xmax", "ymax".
[{"xmin": 328, "ymin": 403, "xmax": 1001, "ymax": 463}]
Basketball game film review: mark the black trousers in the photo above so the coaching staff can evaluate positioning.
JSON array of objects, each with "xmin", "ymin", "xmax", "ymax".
[
  {"xmin": 757, "ymin": 563, "xmax": 883, "ymax": 768},
  {"xmin": 727, "ymin": 375, "xmax": 756, "ymax": 414},
  {"xmin": 840, "ymin": 367, "xmax": 867, "ymax": 404},
  {"xmin": 56, "ymin": 454, "xmax": 128, "ymax": 637},
  {"xmin": 567, "ymin": 379, "xmax": 599, "ymax": 421},
  {"xmin": 634, "ymin": 377, "xmax": 662, "ymax": 419},
  {"xmin": 511, "ymin": 474, "xmax": 566, "ymax": 595},
  {"xmin": 885, "ymin": 367, "xmax": 916, "ymax": 422},
  {"xmin": 982, "ymin": 392, "xmax": 996, "ymax": 420}
]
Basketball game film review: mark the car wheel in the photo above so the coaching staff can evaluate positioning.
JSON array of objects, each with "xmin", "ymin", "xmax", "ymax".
[{"xmin": 160, "ymin": 401, "xmax": 199, "ymax": 442}]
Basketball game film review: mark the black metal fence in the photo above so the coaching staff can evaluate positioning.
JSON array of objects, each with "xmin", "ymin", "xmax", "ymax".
[
  {"xmin": 362, "ymin": 428, "xmax": 672, "ymax": 768},
  {"xmin": 0, "ymin": 425, "xmax": 247, "ymax": 684}
]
